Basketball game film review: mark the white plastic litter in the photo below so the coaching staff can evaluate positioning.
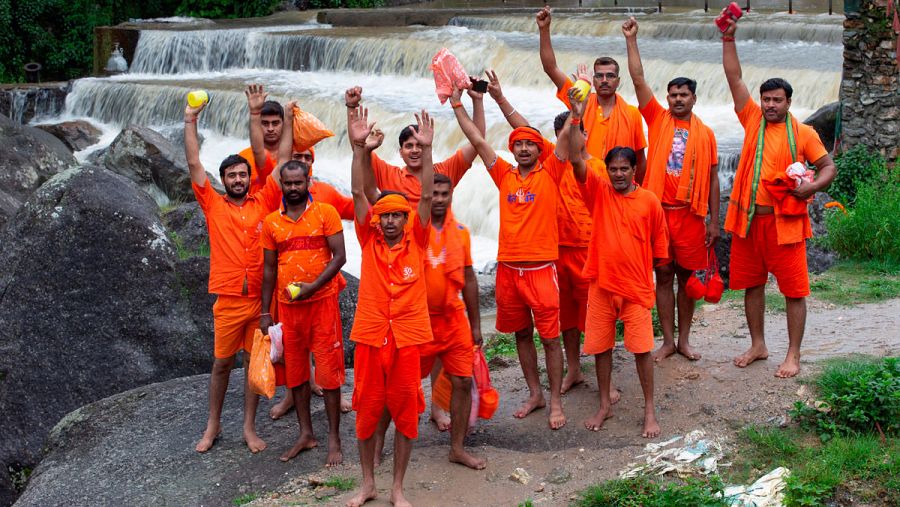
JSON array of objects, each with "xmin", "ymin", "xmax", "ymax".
[
  {"xmin": 722, "ymin": 466, "xmax": 790, "ymax": 507},
  {"xmin": 268, "ymin": 323, "xmax": 283, "ymax": 363},
  {"xmin": 620, "ymin": 430, "xmax": 723, "ymax": 478}
]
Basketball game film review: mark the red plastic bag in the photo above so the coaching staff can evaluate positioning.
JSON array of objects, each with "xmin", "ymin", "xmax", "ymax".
[
  {"xmin": 431, "ymin": 48, "xmax": 471, "ymax": 104},
  {"xmin": 248, "ymin": 329, "xmax": 275, "ymax": 399},
  {"xmin": 291, "ymin": 104, "xmax": 334, "ymax": 153},
  {"xmin": 473, "ymin": 347, "xmax": 499, "ymax": 420}
]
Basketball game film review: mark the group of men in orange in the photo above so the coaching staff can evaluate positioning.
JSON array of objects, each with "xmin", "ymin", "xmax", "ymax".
[{"xmin": 184, "ymin": 6, "xmax": 836, "ymax": 507}]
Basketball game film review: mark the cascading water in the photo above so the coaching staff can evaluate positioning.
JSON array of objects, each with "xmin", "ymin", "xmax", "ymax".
[{"xmin": 47, "ymin": 8, "xmax": 843, "ymax": 273}]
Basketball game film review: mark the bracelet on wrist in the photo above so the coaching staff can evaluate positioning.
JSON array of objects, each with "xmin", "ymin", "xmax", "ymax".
[
  {"xmin": 451, "ymin": 102, "xmax": 463, "ymax": 109},
  {"xmin": 260, "ymin": 313, "xmax": 271, "ymax": 317},
  {"xmin": 345, "ymin": 103, "xmax": 356, "ymax": 108},
  {"xmin": 249, "ymin": 111, "xmax": 261, "ymax": 116},
  {"xmin": 570, "ymin": 118, "xmax": 581, "ymax": 125},
  {"xmin": 721, "ymin": 36, "xmax": 735, "ymax": 42},
  {"xmin": 184, "ymin": 117, "xmax": 196, "ymax": 123},
  {"xmin": 504, "ymin": 108, "xmax": 517, "ymax": 118}
]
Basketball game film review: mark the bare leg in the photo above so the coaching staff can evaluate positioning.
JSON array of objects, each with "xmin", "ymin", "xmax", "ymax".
[
  {"xmin": 280, "ymin": 383, "xmax": 318, "ymax": 461},
  {"xmin": 734, "ymin": 285, "xmax": 770, "ymax": 367},
  {"xmin": 777, "ymin": 296, "xmax": 806, "ymax": 378},
  {"xmin": 541, "ymin": 337, "xmax": 566, "ymax": 430},
  {"xmin": 346, "ymin": 435, "xmax": 378, "ymax": 507},
  {"xmin": 674, "ymin": 267, "xmax": 701, "ymax": 360},
  {"xmin": 584, "ymin": 350, "xmax": 613, "ymax": 431},
  {"xmin": 512, "ymin": 324, "xmax": 546, "ymax": 418},
  {"xmin": 390, "ymin": 430, "xmax": 414, "ymax": 507},
  {"xmin": 341, "ymin": 394, "xmax": 352, "ymax": 413},
  {"xmin": 322, "ymin": 387, "xmax": 343, "ymax": 466},
  {"xmin": 269, "ymin": 388, "xmax": 295, "ymax": 420},
  {"xmin": 309, "ymin": 361, "xmax": 324, "ymax": 396},
  {"xmin": 447, "ymin": 374, "xmax": 486, "ymax": 469},
  {"xmin": 242, "ymin": 354, "xmax": 267, "ymax": 453},
  {"xmin": 373, "ymin": 408, "xmax": 391, "ymax": 466},
  {"xmin": 429, "ymin": 358, "xmax": 451, "ymax": 431},
  {"xmin": 561, "ymin": 327, "xmax": 585, "ymax": 393},
  {"xmin": 634, "ymin": 351, "xmax": 660, "ymax": 438},
  {"xmin": 652, "ymin": 263, "xmax": 677, "ymax": 362},
  {"xmin": 196, "ymin": 356, "xmax": 234, "ymax": 452}
]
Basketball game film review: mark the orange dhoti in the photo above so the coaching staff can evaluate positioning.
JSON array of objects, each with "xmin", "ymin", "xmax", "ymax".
[
  {"xmin": 213, "ymin": 295, "xmax": 261, "ymax": 359},
  {"xmin": 495, "ymin": 262, "xmax": 560, "ymax": 338},
  {"xmin": 279, "ymin": 295, "xmax": 345, "ymax": 390},
  {"xmin": 352, "ymin": 330, "xmax": 425, "ymax": 440},
  {"xmin": 663, "ymin": 206, "xmax": 708, "ymax": 271},
  {"xmin": 583, "ymin": 283, "xmax": 654, "ymax": 355},
  {"xmin": 419, "ymin": 308, "xmax": 474, "ymax": 379},
  {"xmin": 729, "ymin": 213, "xmax": 810, "ymax": 298},
  {"xmin": 557, "ymin": 246, "xmax": 589, "ymax": 332}
]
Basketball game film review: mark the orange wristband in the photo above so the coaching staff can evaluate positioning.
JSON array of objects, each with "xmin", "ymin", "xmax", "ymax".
[
  {"xmin": 451, "ymin": 102, "xmax": 463, "ymax": 109},
  {"xmin": 570, "ymin": 118, "xmax": 581, "ymax": 125}
]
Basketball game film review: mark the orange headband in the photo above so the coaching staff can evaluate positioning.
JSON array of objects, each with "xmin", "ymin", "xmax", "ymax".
[
  {"xmin": 508, "ymin": 127, "xmax": 551, "ymax": 162},
  {"xmin": 370, "ymin": 194, "xmax": 412, "ymax": 227}
]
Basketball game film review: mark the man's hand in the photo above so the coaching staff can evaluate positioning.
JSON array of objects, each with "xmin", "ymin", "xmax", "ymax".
[
  {"xmin": 791, "ymin": 180, "xmax": 816, "ymax": 200},
  {"xmin": 472, "ymin": 327, "xmax": 483, "ymax": 348},
  {"xmin": 259, "ymin": 314, "xmax": 274, "ymax": 335},
  {"xmin": 486, "ymin": 69, "xmax": 504, "ymax": 102},
  {"xmin": 345, "ymin": 86, "xmax": 362, "ymax": 108},
  {"xmin": 536, "ymin": 5, "xmax": 551, "ymax": 30},
  {"xmin": 721, "ymin": 10, "xmax": 738, "ymax": 37},
  {"xmin": 294, "ymin": 282, "xmax": 316, "ymax": 301},
  {"xmin": 245, "ymin": 84, "xmax": 267, "ymax": 114},
  {"xmin": 568, "ymin": 87, "xmax": 587, "ymax": 119},
  {"xmin": 348, "ymin": 106, "xmax": 375, "ymax": 146},
  {"xmin": 705, "ymin": 221, "xmax": 720, "ymax": 247},
  {"xmin": 571, "ymin": 63, "xmax": 591, "ymax": 84},
  {"xmin": 467, "ymin": 76, "xmax": 484, "ymax": 101},
  {"xmin": 622, "ymin": 16, "xmax": 638, "ymax": 38},
  {"xmin": 410, "ymin": 110, "xmax": 434, "ymax": 147},
  {"xmin": 184, "ymin": 102, "xmax": 205, "ymax": 120},
  {"xmin": 365, "ymin": 127, "xmax": 384, "ymax": 151}
]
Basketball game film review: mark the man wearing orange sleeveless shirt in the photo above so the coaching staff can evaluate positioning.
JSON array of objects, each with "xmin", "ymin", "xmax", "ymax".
[
  {"xmin": 184, "ymin": 98, "xmax": 282, "ymax": 454},
  {"xmin": 721, "ymin": 15, "xmax": 835, "ymax": 378},
  {"xmin": 537, "ymin": 5, "xmax": 647, "ymax": 175},
  {"xmin": 623, "ymin": 18, "xmax": 720, "ymax": 362},
  {"xmin": 344, "ymin": 105, "xmax": 434, "ymax": 507},
  {"xmin": 259, "ymin": 160, "xmax": 347, "ymax": 466},
  {"xmin": 450, "ymin": 86, "xmax": 568, "ymax": 430}
]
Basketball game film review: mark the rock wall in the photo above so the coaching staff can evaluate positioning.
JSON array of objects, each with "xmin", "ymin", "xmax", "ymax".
[{"xmin": 840, "ymin": 0, "xmax": 900, "ymax": 159}]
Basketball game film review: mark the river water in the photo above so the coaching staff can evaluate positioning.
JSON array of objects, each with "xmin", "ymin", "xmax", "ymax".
[{"xmin": 43, "ymin": 7, "xmax": 843, "ymax": 274}]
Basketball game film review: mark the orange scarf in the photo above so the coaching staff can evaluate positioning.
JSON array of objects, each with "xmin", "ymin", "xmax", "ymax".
[
  {"xmin": 583, "ymin": 93, "xmax": 642, "ymax": 160},
  {"xmin": 438, "ymin": 209, "xmax": 466, "ymax": 290},
  {"xmin": 644, "ymin": 112, "xmax": 714, "ymax": 217},
  {"xmin": 371, "ymin": 194, "xmax": 412, "ymax": 228}
]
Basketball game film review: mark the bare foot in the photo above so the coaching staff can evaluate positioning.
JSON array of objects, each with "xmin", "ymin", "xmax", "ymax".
[
  {"xmin": 243, "ymin": 427, "xmax": 267, "ymax": 453},
  {"xmin": 733, "ymin": 344, "xmax": 769, "ymax": 368},
  {"xmin": 677, "ymin": 342, "xmax": 702, "ymax": 361},
  {"xmin": 548, "ymin": 401, "xmax": 566, "ymax": 430},
  {"xmin": 430, "ymin": 406, "xmax": 451, "ymax": 432},
  {"xmin": 391, "ymin": 487, "xmax": 412, "ymax": 507},
  {"xmin": 279, "ymin": 433, "xmax": 318, "ymax": 462},
  {"xmin": 610, "ymin": 385, "xmax": 622, "ymax": 405},
  {"xmin": 775, "ymin": 352, "xmax": 801, "ymax": 378},
  {"xmin": 583, "ymin": 404, "xmax": 613, "ymax": 432},
  {"xmin": 269, "ymin": 396, "xmax": 294, "ymax": 420},
  {"xmin": 345, "ymin": 484, "xmax": 377, "ymax": 507},
  {"xmin": 561, "ymin": 372, "xmax": 585, "ymax": 394},
  {"xmin": 195, "ymin": 425, "xmax": 220, "ymax": 453},
  {"xmin": 326, "ymin": 433, "xmax": 343, "ymax": 467},
  {"xmin": 341, "ymin": 396, "xmax": 352, "ymax": 413},
  {"xmin": 513, "ymin": 395, "xmax": 546, "ymax": 419},
  {"xmin": 652, "ymin": 342, "xmax": 677, "ymax": 362},
  {"xmin": 642, "ymin": 411, "xmax": 661, "ymax": 438},
  {"xmin": 310, "ymin": 380, "xmax": 324, "ymax": 397},
  {"xmin": 449, "ymin": 448, "xmax": 487, "ymax": 470}
]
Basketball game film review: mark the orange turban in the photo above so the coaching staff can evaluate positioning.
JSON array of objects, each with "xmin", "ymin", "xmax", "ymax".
[
  {"xmin": 370, "ymin": 193, "xmax": 412, "ymax": 227},
  {"xmin": 508, "ymin": 126, "xmax": 551, "ymax": 162}
]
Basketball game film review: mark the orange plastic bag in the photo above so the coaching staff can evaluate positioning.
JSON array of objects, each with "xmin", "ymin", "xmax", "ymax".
[
  {"xmin": 291, "ymin": 104, "xmax": 334, "ymax": 154},
  {"xmin": 431, "ymin": 48, "xmax": 471, "ymax": 104},
  {"xmin": 473, "ymin": 347, "xmax": 499, "ymax": 420},
  {"xmin": 248, "ymin": 329, "xmax": 276, "ymax": 399}
]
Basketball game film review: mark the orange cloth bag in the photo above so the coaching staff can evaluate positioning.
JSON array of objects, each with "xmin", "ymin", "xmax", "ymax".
[
  {"xmin": 291, "ymin": 104, "xmax": 334, "ymax": 154},
  {"xmin": 431, "ymin": 48, "xmax": 470, "ymax": 104},
  {"xmin": 248, "ymin": 329, "xmax": 276, "ymax": 399},
  {"xmin": 473, "ymin": 347, "xmax": 499, "ymax": 419}
]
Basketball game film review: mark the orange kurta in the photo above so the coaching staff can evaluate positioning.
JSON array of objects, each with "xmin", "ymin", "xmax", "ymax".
[
  {"xmin": 544, "ymin": 154, "xmax": 604, "ymax": 247},
  {"xmin": 579, "ymin": 170, "xmax": 669, "ymax": 308},
  {"xmin": 424, "ymin": 214, "xmax": 472, "ymax": 315},
  {"xmin": 239, "ymin": 147, "xmax": 277, "ymax": 196},
  {"xmin": 310, "ymin": 180, "xmax": 354, "ymax": 221},
  {"xmin": 371, "ymin": 149, "xmax": 472, "ymax": 205}
]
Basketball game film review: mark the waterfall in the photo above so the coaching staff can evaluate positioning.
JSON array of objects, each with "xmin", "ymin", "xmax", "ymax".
[{"xmin": 1, "ymin": 87, "xmax": 68, "ymax": 124}]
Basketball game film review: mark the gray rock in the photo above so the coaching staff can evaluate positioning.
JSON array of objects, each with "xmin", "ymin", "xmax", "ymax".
[
  {"xmin": 545, "ymin": 466, "xmax": 571, "ymax": 485},
  {"xmin": 161, "ymin": 201, "xmax": 209, "ymax": 257},
  {"xmin": 35, "ymin": 120, "xmax": 102, "ymax": 152},
  {"xmin": 803, "ymin": 102, "xmax": 839, "ymax": 154},
  {"xmin": 0, "ymin": 114, "xmax": 76, "ymax": 228},
  {"xmin": 338, "ymin": 272, "xmax": 359, "ymax": 367},
  {"xmin": 0, "ymin": 166, "xmax": 211, "ymax": 504}
]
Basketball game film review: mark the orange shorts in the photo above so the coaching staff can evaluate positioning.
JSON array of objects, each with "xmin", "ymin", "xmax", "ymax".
[
  {"xmin": 663, "ymin": 206, "xmax": 707, "ymax": 271},
  {"xmin": 213, "ymin": 295, "xmax": 261, "ymax": 359},
  {"xmin": 584, "ymin": 283, "xmax": 654, "ymax": 355},
  {"xmin": 420, "ymin": 308, "xmax": 474, "ymax": 378},
  {"xmin": 495, "ymin": 262, "xmax": 560, "ymax": 339},
  {"xmin": 557, "ymin": 246, "xmax": 589, "ymax": 332},
  {"xmin": 352, "ymin": 331, "xmax": 425, "ymax": 440},
  {"xmin": 729, "ymin": 214, "xmax": 810, "ymax": 298},
  {"xmin": 279, "ymin": 296, "xmax": 345, "ymax": 390}
]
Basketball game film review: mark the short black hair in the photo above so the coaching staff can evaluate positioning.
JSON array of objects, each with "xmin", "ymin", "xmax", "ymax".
[
  {"xmin": 279, "ymin": 160, "xmax": 309, "ymax": 179},
  {"xmin": 434, "ymin": 173, "xmax": 452, "ymax": 186},
  {"xmin": 667, "ymin": 77, "xmax": 697, "ymax": 95},
  {"xmin": 218, "ymin": 154, "xmax": 251, "ymax": 180},
  {"xmin": 398, "ymin": 124, "xmax": 419, "ymax": 146},
  {"xmin": 260, "ymin": 100, "xmax": 284, "ymax": 119},
  {"xmin": 604, "ymin": 146, "xmax": 637, "ymax": 167},
  {"xmin": 759, "ymin": 78, "xmax": 793, "ymax": 99},
  {"xmin": 552, "ymin": 111, "xmax": 585, "ymax": 135},
  {"xmin": 593, "ymin": 57, "xmax": 620, "ymax": 74},
  {"xmin": 376, "ymin": 190, "xmax": 408, "ymax": 202}
]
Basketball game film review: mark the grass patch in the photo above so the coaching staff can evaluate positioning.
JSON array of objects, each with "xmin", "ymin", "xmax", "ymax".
[
  {"xmin": 718, "ymin": 287, "xmax": 786, "ymax": 312},
  {"xmin": 169, "ymin": 231, "xmax": 210, "ymax": 260},
  {"xmin": 232, "ymin": 493, "xmax": 259, "ymax": 506},
  {"xmin": 809, "ymin": 260, "xmax": 900, "ymax": 305},
  {"xmin": 573, "ymin": 476, "xmax": 727, "ymax": 506},
  {"xmin": 323, "ymin": 475, "xmax": 356, "ymax": 492},
  {"xmin": 483, "ymin": 332, "xmax": 542, "ymax": 361}
]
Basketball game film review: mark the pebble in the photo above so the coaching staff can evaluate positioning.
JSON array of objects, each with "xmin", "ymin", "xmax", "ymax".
[
  {"xmin": 545, "ymin": 467, "xmax": 571, "ymax": 485},
  {"xmin": 510, "ymin": 467, "xmax": 531, "ymax": 485}
]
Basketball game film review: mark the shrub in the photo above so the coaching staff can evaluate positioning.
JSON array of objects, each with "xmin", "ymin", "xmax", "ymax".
[
  {"xmin": 575, "ymin": 476, "xmax": 727, "ymax": 507},
  {"xmin": 824, "ymin": 165, "xmax": 900, "ymax": 263},
  {"xmin": 306, "ymin": 0, "xmax": 385, "ymax": 7},
  {"xmin": 829, "ymin": 144, "xmax": 886, "ymax": 206},
  {"xmin": 175, "ymin": 0, "xmax": 280, "ymax": 19}
]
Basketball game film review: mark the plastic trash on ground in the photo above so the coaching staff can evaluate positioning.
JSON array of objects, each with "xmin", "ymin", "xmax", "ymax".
[{"xmin": 722, "ymin": 467, "xmax": 790, "ymax": 507}]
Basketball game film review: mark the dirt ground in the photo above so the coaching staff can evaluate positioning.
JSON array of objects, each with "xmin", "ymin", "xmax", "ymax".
[{"xmin": 251, "ymin": 292, "xmax": 900, "ymax": 507}]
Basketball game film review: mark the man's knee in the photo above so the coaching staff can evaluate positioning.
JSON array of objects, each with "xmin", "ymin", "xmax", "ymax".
[
  {"xmin": 449, "ymin": 374, "xmax": 473, "ymax": 393},
  {"xmin": 212, "ymin": 356, "xmax": 235, "ymax": 375},
  {"xmin": 655, "ymin": 263, "xmax": 675, "ymax": 285},
  {"xmin": 540, "ymin": 336, "xmax": 561, "ymax": 349},
  {"xmin": 515, "ymin": 328, "xmax": 534, "ymax": 342}
]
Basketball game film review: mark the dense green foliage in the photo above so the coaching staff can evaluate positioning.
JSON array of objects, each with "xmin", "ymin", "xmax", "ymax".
[
  {"xmin": 574, "ymin": 476, "xmax": 727, "ymax": 507},
  {"xmin": 175, "ymin": 0, "xmax": 279, "ymax": 20},
  {"xmin": 829, "ymin": 144, "xmax": 887, "ymax": 206},
  {"xmin": 306, "ymin": 0, "xmax": 385, "ymax": 7}
]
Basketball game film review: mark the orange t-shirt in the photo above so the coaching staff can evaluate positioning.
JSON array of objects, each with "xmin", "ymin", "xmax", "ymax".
[
  {"xmin": 544, "ymin": 154, "xmax": 604, "ymax": 247},
  {"xmin": 371, "ymin": 149, "xmax": 472, "ymax": 205},
  {"xmin": 488, "ymin": 157, "xmax": 563, "ymax": 263},
  {"xmin": 260, "ymin": 200, "xmax": 343, "ymax": 305},
  {"xmin": 193, "ymin": 175, "xmax": 282, "ymax": 297},
  {"xmin": 557, "ymin": 79, "xmax": 647, "ymax": 161},
  {"xmin": 311, "ymin": 180, "xmax": 354, "ymax": 220},
  {"xmin": 351, "ymin": 213, "xmax": 433, "ymax": 348},
  {"xmin": 579, "ymin": 170, "xmax": 669, "ymax": 308},
  {"xmin": 238, "ymin": 147, "xmax": 277, "ymax": 196},
  {"xmin": 736, "ymin": 100, "xmax": 828, "ymax": 207},
  {"xmin": 424, "ymin": 221, "xmax": 473, "ymax": 314}
]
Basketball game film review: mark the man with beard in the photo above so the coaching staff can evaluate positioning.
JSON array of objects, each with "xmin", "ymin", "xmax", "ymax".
[
  {"xmin": 260, "ymin": 161, "xmax": 347, "ymax": 466},
  {"xmin": 622, "ymin": 17, "xmax": 720, "ymax": 363},
  {"xmin": 537, "ymin": 5, "xmax": 646, "ymax": 176},
  {"xmin": 185, "ymin": 99, "xmax": 282, "ymax": 454}
]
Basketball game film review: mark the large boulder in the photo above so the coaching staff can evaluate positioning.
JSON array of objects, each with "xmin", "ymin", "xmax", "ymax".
[
  {"xmin": 0, "ymin": 166, "xmax": 212, "ymax": 504},
  {"xmin": 0, "ymin": 114, "xmax": 76, "ymax": 228},
  {"xmin": 36, "ymin": 120, "xmax": 102, "ymax": 152},
  {"xmin": 803, "ymin": 102, "xmax": 839, "ymax": 154}
]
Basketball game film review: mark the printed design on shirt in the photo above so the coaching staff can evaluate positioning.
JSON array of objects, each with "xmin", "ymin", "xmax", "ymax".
[
  {"xmin": 426, "ymin": 245, "xmax": 446, "ymax": 269},
  {"xmin": 666, "ymin": 127, "xmax": 689, "ymax": 177},
  {"xmin": 278, "ymin": 235, "xmax": 327, "ymax": 252},
  {"xmin": 506, "ymin": 187, "xmax": 536, "ymax": 204},
  {"xmin": 402, "ymin": 266, "xmax": 415, "ymax": 280}
]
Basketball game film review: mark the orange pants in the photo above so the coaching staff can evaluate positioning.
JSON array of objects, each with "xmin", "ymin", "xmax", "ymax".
[
  {"xmin": 584, "ymin": 283, "xmax": 654, "ymax": 355},
  {"xmin": 495, "ymin": 262, "xmax": 560, "ymax": 338},
  {"xmin": 279, "ymin": 296, "xmax": 345, "ymax": 390},
  {"xmin": 213, "ymin": 295, "xmax": 261, "ymax": 359},
  {"xmin": 352, "ymin": 331, "xmax": 425, "ymax": 440},
  {"xmin": 557, "ymin": 246, "xmax": 589, "ymax": 332},
  {"xmin": 663, "ymin": 206, "xmax": 707, "ymax": 271},
  {"xmin": 420, "ymin": 308, "xmax": 474, "ymax": 378},
  {"xmin": 729, "ymin": 214, "xmax": 810, "ymax": 298}
]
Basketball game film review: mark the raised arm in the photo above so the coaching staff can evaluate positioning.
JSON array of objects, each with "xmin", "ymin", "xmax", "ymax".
[
  {"xmin": 184, "ymin": 102, "xmax": 209, "ymax": 187},
  {"xmin": 721, "ymin": 15, "xmax": 750, "ymax": 113},
  {"xmin": 486, "ymin": 69, "xmax": 529, "ymax": 128},
  {"xmin": 410, "ymin": 110, "xmax": 434, "ymax": 226},
  {"xmin": 537, "ymin": 5, "xmax": 568, "ymax": 90},
  {"xmin": 348, "ymin": 106, "xmax": 377, "ymax": 225},
  {"xmin": 451, "ymin": 86, "xmax": 498, "ymax": 168},
  {"xmin": 459, "ymin": 78, "xmax": 486, "ymax": 164},
  {"xmin": 623, "ymin": 17, "xmax": 653, "ymax": 109},
  {"xmin": 568, "ymin": 88, "xmax": 588, "ymax": 183},
  {"xmin": 275, "ymin": 100, "xmax": 296, "ymax": 169}
]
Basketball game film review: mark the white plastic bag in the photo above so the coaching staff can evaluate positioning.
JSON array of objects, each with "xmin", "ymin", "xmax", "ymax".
[{"xmin": 268, "ymin": 323, "xmax": 283, "ymax": 363}]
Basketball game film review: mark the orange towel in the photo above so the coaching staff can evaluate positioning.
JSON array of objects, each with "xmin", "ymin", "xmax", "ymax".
[{"xmin": 644, "ymin": 112, "xmax": 715, "ymax": 217}]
